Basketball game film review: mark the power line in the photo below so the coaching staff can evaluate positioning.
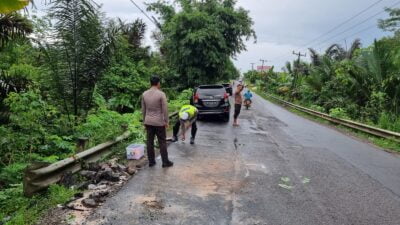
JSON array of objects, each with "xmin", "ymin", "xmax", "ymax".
[
  {"xmin": 128, "ymin": 0, "xmax": 161, "ymax": 28},
  {"xmin": 300, "ymin": 0, "xmax": 385, "ymax": 48},
  {"xmin": 320, "ymin": 24, "xmax": 380, "ymax": 50},
  {"xmin": 270, "ymin": 0, "xmax": 390, "ymax": 62},
  {"xmin": 275, "ymin": 0, "xmax": 400, "ymax": 62},
  {"xmin": 312, "ymin": 0, "xmax": 400, "ymax": 49}
]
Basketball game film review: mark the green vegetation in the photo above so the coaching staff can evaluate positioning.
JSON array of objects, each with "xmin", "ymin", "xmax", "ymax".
[
  {"xmin": 0, "ymin": 184, "xmax": 77, "ymax": 225},
  {"xmin": 0, "ymin": 0, "xmax": 253, "ymax": 223},
  {"xmin": 148, "ymin": 0, "xmax": 255, "ymax": 88}
]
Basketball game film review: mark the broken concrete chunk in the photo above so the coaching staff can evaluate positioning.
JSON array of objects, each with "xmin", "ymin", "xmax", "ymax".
[
  {"xmin": 127, "ymin": 167, "xmax": 137, "ymax": 175},
  {"xmin": 79, "ymin": 170, "xmax": 97, "ymax": 179},
  {"xmin": 86, "ymin": 162, "xmax": 101, "ymax": 171},
  {"xmin": 96, "ymin": 184, "xmax": 107, "ymax": 190},
  {"xmin": 88, "ymin": 184, "xmax": 97, "ymax": 190},
  {"xmin": 74, "ymin": 192, "xmax": 84, "ymax": 198},
  {"xmin": 117, "ymin": 164, "xmax": 127, "ymax": 172},
  {"xmin": 82, "ymin": 198, "xmax": 98, "ymax": 208},
  {"xmin": 89, "ymin": 191, "xmax": 110, "ymax": 202},
  {"xmin": 100, "ymin": 171, "xmax": 120, "ymax": 182}
]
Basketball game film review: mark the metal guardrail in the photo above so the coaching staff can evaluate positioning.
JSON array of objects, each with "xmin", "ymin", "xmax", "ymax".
[
  {"xmin": 23, "ymin": 112, "xmax": 179, "ymax": 196},
  {"xmin": 267, "ymin": 95, "xmax": 400, "ymax": 142}
]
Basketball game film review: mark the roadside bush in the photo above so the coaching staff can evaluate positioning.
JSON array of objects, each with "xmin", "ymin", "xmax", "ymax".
[
  {"xmin": 75, "ymin": 109, "xmax": 137, "ymax": 148},
  {"xmin": 378, "ymin": 113, "xmax": 400, "ymax": 132},
  {"xmin": 309, "ymin": 105, "xmax": 325, "ymax": 113},
  {"xmin": 329, "ymin": 108, "xmax": 350, "ymax": 120},
  {"xmin": 168, "ymin": 89, "xmax": 192, "ymax": 113},
  {"xmin": 363, "ymin": 91, "xmax": 388, "ymax": 123},
  {"xmin": 1, "ymin": 90, "xmax": 75, "ymax": 165},
  {"xmin": 0, "ymin": 184, "xmax": 76, "ymax": 225},
  {"xmin": 0, "ymin": 163, "xmax": 28, "ymax": 186}
]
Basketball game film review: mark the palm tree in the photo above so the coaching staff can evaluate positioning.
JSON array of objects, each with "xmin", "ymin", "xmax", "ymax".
[
  {"xmin": 308, "ymin": 48, "xmax": 321, "ymax": 66},
  {"xmin": 119, "ymin": 18, "xmax": 146, "ymax": 48},
  {"xmin": 0, "ymin": 13, "xmax": 33, "ymax": 48},
  {"xmin": 325, "ymin": 39, "xmax": 361, "ymax": 61},
  {"xmin": 41, "ymin": 0, "xmax": 117, "ymax": 121},
  {"xmin": 118, "ymin": 18, "xmax": 150, "ymax": 60}
]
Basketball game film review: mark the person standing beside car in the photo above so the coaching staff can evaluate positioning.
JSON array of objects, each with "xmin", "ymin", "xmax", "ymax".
[
  {"xmin": 141, "ymin": 76, "xmax": 173, "ymax": 168},
  {"xmin": 233, "ymin": 84, "xmax": 244, "ymax": 126}
]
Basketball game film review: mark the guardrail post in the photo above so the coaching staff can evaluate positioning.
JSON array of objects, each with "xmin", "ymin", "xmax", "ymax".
[{"xmin": 76, "ymin": 137, "xmax": 89, "ymax": 153}]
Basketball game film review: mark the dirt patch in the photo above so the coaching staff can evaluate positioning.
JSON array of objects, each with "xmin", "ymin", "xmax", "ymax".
[{"xmin": 143, "ymin": 200, "xmax": 165, "ymax": 210}]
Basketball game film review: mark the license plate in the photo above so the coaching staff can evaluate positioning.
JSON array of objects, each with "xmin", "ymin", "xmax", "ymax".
[{"xmin": 203, "ymin": 101, "xmax": 219, "ymax": 107}]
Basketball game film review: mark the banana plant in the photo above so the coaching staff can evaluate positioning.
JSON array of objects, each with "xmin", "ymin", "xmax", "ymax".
[{"xmin": 0, "ymin": 0, "xmax": 31, "ymax": 14}]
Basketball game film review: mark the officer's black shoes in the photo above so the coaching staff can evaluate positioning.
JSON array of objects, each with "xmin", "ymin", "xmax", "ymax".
[
  {"xmin": 162, "ymin": 161, "xmax": 174, "ymax": 168},
  {"xmin": 149, "ymin": 162, "xmax": 156, "ymax": 167},
  {"xmin": 190, "ymin": 137, "xmax": 195, "ymax": 145},
  {"xmin": 171, "ymin": 136, "xmax": 178, "ymax": 142}
]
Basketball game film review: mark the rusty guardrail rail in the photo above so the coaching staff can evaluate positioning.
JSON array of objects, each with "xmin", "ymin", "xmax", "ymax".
[
  {"xmin": 267, "ymin": 95, "xmax": 400, "ymax": 142},
  {"xmin": 24, "ymin": 112, "xmax": 178, "ymax": 196}
]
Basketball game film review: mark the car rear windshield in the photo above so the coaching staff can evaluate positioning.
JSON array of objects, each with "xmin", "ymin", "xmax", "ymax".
[{"xmin": 197, "ymin": 86, "xmax": 225, "ymax": 96}]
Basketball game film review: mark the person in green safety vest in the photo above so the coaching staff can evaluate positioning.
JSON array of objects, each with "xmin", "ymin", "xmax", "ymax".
[{"xmin": 172, "ymin": 104, "xmax": 199, "ymax": 144}]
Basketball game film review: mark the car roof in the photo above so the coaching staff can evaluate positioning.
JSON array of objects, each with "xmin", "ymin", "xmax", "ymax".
[{"xmin": 198, "ymin": 85, "xmax": 224, "ymax": 89}]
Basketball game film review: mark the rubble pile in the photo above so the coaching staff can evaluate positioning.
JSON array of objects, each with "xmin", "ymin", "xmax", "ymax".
[{"xmin": 63, "ymin": 158, "xmax": 144, "ymax": 211}]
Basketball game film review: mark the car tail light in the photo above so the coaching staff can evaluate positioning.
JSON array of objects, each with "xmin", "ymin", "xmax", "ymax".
[
  {"xmin": 194, "ymin": 93, "xmax": 199, "ymax": 104},
  {"xmin": 224, "ymin": 93, "xmax": 229, "ymax": 102}
]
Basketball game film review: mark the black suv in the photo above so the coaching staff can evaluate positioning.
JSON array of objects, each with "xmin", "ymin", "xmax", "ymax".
[
  {"xmin": 222, "ymin": 83, "xmax": 233, "ymax": 96},
  {"xmin": 192, "ymin": 85, "xmax": 230, "ymax": 121}
]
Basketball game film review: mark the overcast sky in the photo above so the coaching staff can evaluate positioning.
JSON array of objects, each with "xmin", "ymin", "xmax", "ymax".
[{"xmin": 33, "ymin": 0, "xmax": 397, "ymax": 72}]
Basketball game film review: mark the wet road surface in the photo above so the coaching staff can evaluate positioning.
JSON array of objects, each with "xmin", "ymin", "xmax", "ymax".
[{"xmin": 86, "ymin": 93, "xmax": 400, "ymax": 225}]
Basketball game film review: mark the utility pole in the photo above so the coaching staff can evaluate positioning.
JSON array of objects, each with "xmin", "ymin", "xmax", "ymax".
[
  {"xmin": 260, "ymin": 59, "xmax": 268, "ymax": 68},
  {"xmin": 292, "ymin": 51, "xmax": 306, "ymax": 63},
  {"xmin": 251, "ymin": 63, "xmax": 255, "ymax": 71},
  {"xmin": 259, "ymin": 59, "xmax": 268, "ymax": 74},
  {"xmin": 291, "ymin": 51, "xmax": 306, "ymax": 97}
]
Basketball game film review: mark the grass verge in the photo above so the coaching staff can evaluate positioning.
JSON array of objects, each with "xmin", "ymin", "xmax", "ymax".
[{"xmin": 0, "ymin": 184, "xmax": 77, "ymax": 225}]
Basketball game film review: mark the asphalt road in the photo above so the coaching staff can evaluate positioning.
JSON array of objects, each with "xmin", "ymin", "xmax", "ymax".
[{"xmin": 86, "ymin": 92, "xmax": 400, "ymax": 225}]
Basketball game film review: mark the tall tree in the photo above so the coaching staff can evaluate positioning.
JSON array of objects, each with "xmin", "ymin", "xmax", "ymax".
[
  {"xmin": 42, "ymin": 0, "xmax": 116, "ymax": 121},
  {"xmin": 118, "ymin": 18, "xmax": 150, "ymax": 61},
  {"xmin": 148, "ymin": 0, "xmax": 255, "ymax": 88},
  {"xmin": 379, "ymin": 7, "xmax": 400, "ymax": 34}
]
